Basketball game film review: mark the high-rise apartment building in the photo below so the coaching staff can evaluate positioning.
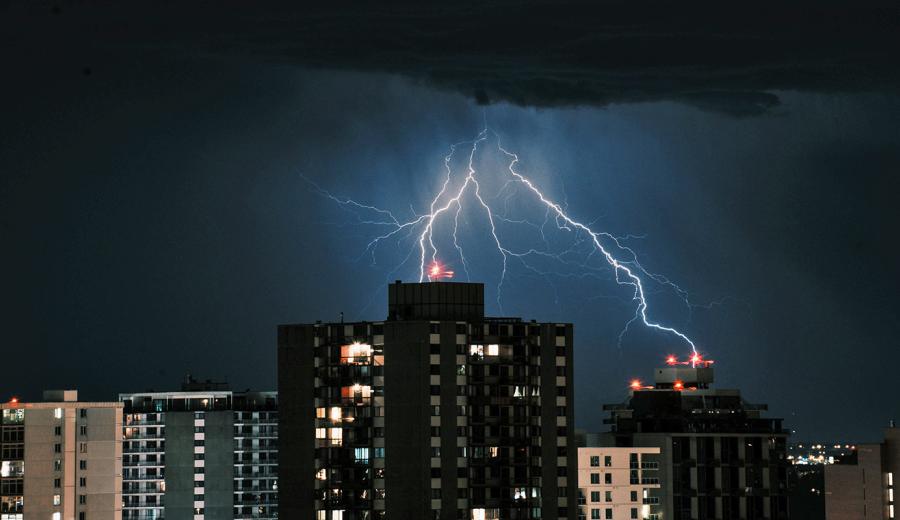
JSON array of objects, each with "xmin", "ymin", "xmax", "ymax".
[
  {"xmin": 602, "ymin": 360, "xmax": 790, "ymax": 520},
  {"xmin": 278, "ymin": 281, "xmax": 577, "ymax": 520},
  {"xmin": 824, "ymin": 425, "xmax": 898, "ymax": 520},
  {"xmin": 0, "ymin": 390, "xmax": 123, "ymax": 520},
  {"xmin": 576, "ymin": 446, "xmax": 662, "ymax": 520},
  {"xmin": 119, "ymin": 381, "xmax": 277, "ymax": 520}
]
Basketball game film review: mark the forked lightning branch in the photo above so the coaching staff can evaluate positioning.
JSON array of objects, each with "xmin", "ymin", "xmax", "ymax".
[{"xmin": 305, "ymin": 127, "xmax": 703, "ymax": 361}]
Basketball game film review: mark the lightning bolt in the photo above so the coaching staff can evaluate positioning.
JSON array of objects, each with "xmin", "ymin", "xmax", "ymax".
[{"xmin": 304, "ymin": 126, "xmax": 700, "ymax": 356}]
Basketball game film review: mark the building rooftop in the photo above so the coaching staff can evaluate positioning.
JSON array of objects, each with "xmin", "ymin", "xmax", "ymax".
[{"xmin": 604, "ymin": 363, "xmax": 788, "ymax": 436}]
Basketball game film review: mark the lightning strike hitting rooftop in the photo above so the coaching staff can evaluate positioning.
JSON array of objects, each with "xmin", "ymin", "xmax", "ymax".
[{"xmin": 304, "ymin": 127, "xmax": 701, "ymax": 356}]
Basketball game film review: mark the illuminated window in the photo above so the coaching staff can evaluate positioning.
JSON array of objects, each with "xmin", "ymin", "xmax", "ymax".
[
  {"xmin": 489, "ymin": 447, "xmax": 499, "ymax": 458},
  {"xmin": 341, "ymin": 342, "xmax": 372, "ymax": 364},
  {"xmin": 486, "ymin": 344, "xmax": 499, "ymax": 356},
  {"xmin": 54, "ymin": 408, "xmax": 63, "ymax": 419},
  {"xmin": 315, "ymin": 469, "xmax": 327, "ymax": 481},
  {"xmin": 1, "ymin": 409, "xmax": 24, "ymax": 424},
  {"xmin": 315, "ymin": 428, "xmax": 326, "ymax": 439},
  {"xmin": 890, "ymin": 472, "xmax": 894, "ymax": 486},
  {"xmin": 316, "ymin": 408, "xmax": 326, "ymax": 419},
  {"xmin": 329, "ymin": 428, "xmax": 343, "ymax": 446},
  {"xmin": 470, "ymin": 344, "xmax": 484, "ymax": 359},
  {"xmin": 0, "ymin": 461, "xmax": 23, "ymax": 478},
  {"xmin": 330, "ymin": 407, "xmax": 342, "ymax": 422},
  {"xmin": 341, "ymin": 385, "xmax": 372, "ymax": 401},
  {"xmin": 354, "ymin": 448, "xmax": 370, "ymax": 463}
]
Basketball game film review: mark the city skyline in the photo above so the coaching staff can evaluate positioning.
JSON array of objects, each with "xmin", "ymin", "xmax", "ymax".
[{"xmin": 3, "ymin": 0, "xmax": 900, "ymax": 446}]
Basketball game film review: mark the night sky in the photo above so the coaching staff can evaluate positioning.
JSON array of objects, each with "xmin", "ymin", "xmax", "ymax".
[{"xmin": 3, "ymin": 1, "xmax": 900, "ymax": 442}]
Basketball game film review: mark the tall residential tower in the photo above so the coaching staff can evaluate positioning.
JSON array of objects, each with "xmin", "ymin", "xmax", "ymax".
[
  {"xmin": 602, "ymin": 361, "xmax": 791, "ymax": 520},
  {"xmin": 278, "ymin": 281, "xmax": 577, "ymax": 520},
  {"xmin": 0, "ymin": 390, "xmax": 123, "ymax": 520},
  {"xmin": 119, "ymin": 381, "xmax": 277, "ymax": 520}
]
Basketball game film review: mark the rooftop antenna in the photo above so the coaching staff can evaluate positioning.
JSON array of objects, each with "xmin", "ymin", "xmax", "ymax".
[{"xmin": 340, "ymin": 311, "xmax": 344, "ymax": 324}]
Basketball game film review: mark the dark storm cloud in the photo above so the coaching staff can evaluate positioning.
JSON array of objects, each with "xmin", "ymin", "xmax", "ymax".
[
  {"xmin": 3, "ymin": 0, "xmax": 900, "ymax": 442},
  {"xmin": 5, "ymin": 0, "xmax": 900, "ymax": 116}
]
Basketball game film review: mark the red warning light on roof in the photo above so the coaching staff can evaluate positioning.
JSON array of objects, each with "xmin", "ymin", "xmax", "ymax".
[
  {"xmin": 630, "ymin": 379, "xmax": 642, "ymax": 390},
  {"xmin": 673, "ymin": 380, "xmax": 685, "ymax": 391},
  {"xmin": 666, "ymin": 355, "xmax": 678, "ymax": 366},
  {"xmin": 427, "ymin": 261, "xmax": 454, "ymax": 281},
  {"xmin": 9, "ymin": 397, "xmax": 18, "ymax": 404}
]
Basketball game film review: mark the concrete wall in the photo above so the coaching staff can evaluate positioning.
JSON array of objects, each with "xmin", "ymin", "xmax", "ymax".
[
  {"xmin": 164, "ymin": 411, "xmax": 197, "ymax": 520},
  {"xmin": 383, "ymin": 320, "xmax": 432, "ymax": 518},
  {"xmin": 203, "ymin": 411, "xmax": 235, "ymax": 519},
  {"xmin": 80, "ymin": 407, "xmax": 123, "ymax": 518},
  {"xmin": 825, "ymin": 443, "xmax": 883, "ymax": 520},
  {"xmin": 577, "ymin": 447, "xmax": 662, "ymax": 520},
  {"xmin": 15, "ymin": 402, "xmax": 122, "ymax": 520},
  {"xmin": 276, "ymin": 324, "xmax": 317, "ymax": 519}
]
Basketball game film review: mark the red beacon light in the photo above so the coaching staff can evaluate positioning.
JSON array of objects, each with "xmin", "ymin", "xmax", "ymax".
[
  {"xmin": 630, "ymin": 379, "xmax": 642, "ymax": 390},
  {"xmin": 427, "ymin": 261, "xmax": 455, "ymax": 281},
  {"xmin": 9, "ymin": 396, "xmax": 18, "ymax": 404},
  {"xmin": 673, "ymin": 380, "xmax": 685, "ymax": 391},
  {"xmin": 666, "ymin": 355, "xmax": 678, "ymax": 366}
]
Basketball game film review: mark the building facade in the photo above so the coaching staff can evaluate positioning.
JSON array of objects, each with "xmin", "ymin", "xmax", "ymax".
[
  {"xmin": 824, "ymin": 425, "xmax": 898, "ymax": 520},
  {"xmin": 278, "ymin": 281, "xmax": 577, "ymax": 520},
  {"xmin": 603, "ymin": 362, "xmax": 790, "ymax": 520},
  {"xmin": 119, "ymin": 383, "xmax": 277, "ymax": 520},
  {"xmin": 1, "ymin": 390, "xmax": 123, "ymax": 520},
  {"xmin": 576, "ymin": 447, "xmax": 662, "ymax": 520}
]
